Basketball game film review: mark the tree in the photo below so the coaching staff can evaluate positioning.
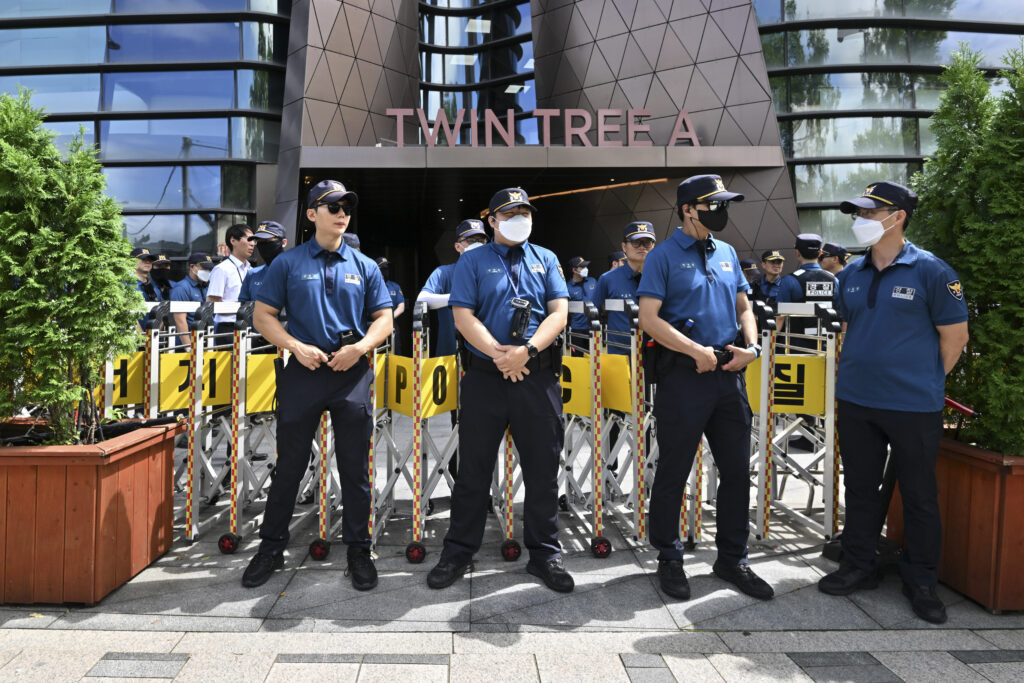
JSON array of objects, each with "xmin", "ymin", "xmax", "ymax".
[{"xmin": 0, "ymin": 89, "xmax": 144, "ymax": 445}]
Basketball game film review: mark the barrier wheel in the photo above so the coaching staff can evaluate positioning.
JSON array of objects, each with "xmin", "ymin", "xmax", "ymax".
[
  {"xmin": 217, "ymin": 533, "xmax": 240, "ymax": 555},
  {"xmin": 558, "ymin": 494, "xmax": 569, "ymax": 512},
  {"xmin": 684, "ymin": 538, "xmax": 697, "ymax": 551},
  {"xmin": 500, "ymin": 539, "xmax": 522, "ymax": 562},
  {"xmin": 406, "ymin": 542, "xmax": 427, "ymax": 564},
  {"xmin": 591, "ymin": 536, "xmax": 612, "ymax": 558},
  {"xmin": 309, "ymin": 538, "xmax": 331, "ymax": 561},
  {"xmin": 426, "ymin": 499, "xmax": 435, "ymax": 516}
]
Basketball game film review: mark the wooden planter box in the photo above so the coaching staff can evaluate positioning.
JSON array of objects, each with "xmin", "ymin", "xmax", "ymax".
[
  {"xmin": 0, "ymin": 422, "xmax": 182, "ymax": 605},
  {"xmin": 887, "ymin": 436, "xmax": 1024, "ymax": 612}
]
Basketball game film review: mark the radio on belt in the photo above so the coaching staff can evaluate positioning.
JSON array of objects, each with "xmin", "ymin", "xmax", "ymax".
[{"xmin": 509, "ymin": 297, "xmax": 531, "ymax": 340}]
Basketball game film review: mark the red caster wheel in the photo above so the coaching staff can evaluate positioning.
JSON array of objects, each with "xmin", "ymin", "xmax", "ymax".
[
  {"xmin": 591, "ymin": 536, "xmax": 612, "ymax": 558},
  {"xmin": 406, "ymin": 542, "xmax": 427, "ymax": 564},
  {"xmin": 500, "ymin": 539, "xmax": 522, "ymax": 561},
  {"xmin": 309, "ymin": 538, "xmax": 331, "ymax": 561},
  {"xmin": 218, "ymin": 533, "xmax": 240, "ymax": 554}
]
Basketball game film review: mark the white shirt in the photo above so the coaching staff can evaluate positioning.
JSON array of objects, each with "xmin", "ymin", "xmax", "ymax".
[{"xmin": 208, "ymin": 254, "xmax": 251, "ymax": 324}]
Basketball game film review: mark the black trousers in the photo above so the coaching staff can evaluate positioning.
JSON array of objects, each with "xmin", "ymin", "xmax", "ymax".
[
  {"xmin": 441, "ymin": 365, "xmax": 564, "ymax": 563},
  {"xmin": 257, "ymin": 358, "xmax": 373, "ymax": 554},
  {"xmin": 649, "ymin": 362, "xmax": 752, "ymax": 564},
  {"xmin": 837, "ymin": 399, "xmax": 942, "ymax": 586}
]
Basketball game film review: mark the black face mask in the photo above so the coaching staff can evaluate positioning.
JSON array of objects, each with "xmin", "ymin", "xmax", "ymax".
[
  {"xmin": 256, "ymin": 240, "xmax": 283, "ymax": 265},
  {"xmin": 151, "ymin": 269, "xmax": 171, "ymax": 285},
  {"xmin": 379, "ymin": 267, "xmax": 390, "ymax": 281},
  {"xmin": 697, "ymin": 207, "xmax": 729, "ymax": 232}
]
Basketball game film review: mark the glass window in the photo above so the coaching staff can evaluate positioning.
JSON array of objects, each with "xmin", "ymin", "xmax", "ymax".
[
  {"xmin": 242, "ymin": 22, "xmax": 285, "ymax": 63},
  {"xmin": 913, "ymin": 0, "xmax": 1022, "ymax": 21},
  {"xmin": 106, "ymin": 24, "xmax": 240, "ymax": 63},
  {"xmin": 786, "ymin": 28, "xmax": 910, "ymax": 67},
  {"xmin": 100, "ymin": 118, "xmax": 230, "ymax": 160},
  {"xmin": 221, "ymin": 165, "xmax": 252, "ymax": 209},
  {"xmin": 516, "ymin": 116, "xmax": 538, "ymax": 145},
  {"xmin": 122, "ymin": 213, "xmax": 188, "ymax": 255},
  {"xmin": 249, "ymin": 0, "xmax": 283, "ymax": 12},
  {"xmin": 784, "ymin": 0, "xmax": 904, "ymax": 21},
  {"xmin": 789, "ymin": 117, "xmax": 918, "ymax": 158},
  {"xmin": 237, "ymin": 69, "xmax": 284, "ymax": 111},
  {"xmin": 919, "ymin": 116, "xmax": 937, "ymax": 155},
  {"xmin": 184, "ymin": 165, "xmax": 222, "ymax": 208},
  {"xmin": 105, "ymin": 166, "xmax": 182, "ymax": 209},
  {"xmin": 231, "ymin": 117, "xmax": 280, "ymax": 160},
  {"xmin": 752, "ymin": 0, "xmax": 781, "ymax": 23},
  {"xmin": 788, "ymin": 72, "xmax": 914, "ymax": 112},
  {"xmin": 45, "ymin": 121, "xmax": 95, "ymax": 153},
  {"xmin": 770, "ymin": 76, "xmax": 787, "ymax": 113},
  {"xmin": 103, "ymin": 71, "xmax": 235, "ymax": 111},
  {"xmin": 761, "ymin": 32, "xmax": 785, "ymax": 70},
  {"xmin": 797, "ymin": 208, "xmax": 858, "ymax": 247},
  {"xmin": 0, "ymin": 27, "xmax": 106, "ymax": 66},
  {"xmin": 114, "ymin": 0, "xmax": 245, "ymax": 12},
  {"xmin": 0, "ymin": 73, "xmax": 102, "ymax": 113},
  {"xmin": 794, "ymin": 161, "xmax": 920, "ymax": 203},
  {"xmin": 0, "ymin": 0, "xmax": 109, "ymax": 18},
  {"xmin": 421, "ymin": 3, "xmax": 530, "ymax": 47},
  {"xmin": 911, "ymin": 31, "xmax": 1022, "ymax": 69},
  {"xmin": 188, "ymin": 213, "xmax": 221, "ymax": 253}
]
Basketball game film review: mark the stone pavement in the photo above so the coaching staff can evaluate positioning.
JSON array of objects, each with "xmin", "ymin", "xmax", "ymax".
[{"xmin": 2, "ymin": 418, "xmax": 1024, "ymax": 681}]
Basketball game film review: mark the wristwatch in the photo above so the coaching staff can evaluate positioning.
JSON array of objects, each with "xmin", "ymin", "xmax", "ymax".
[
  {"xmin": 525, "ymin": 342, "xmax": 540, "ymax": 359},
  {"xmin": 747, "ymin": 343, "xmax": 762, "ymax": 359}
]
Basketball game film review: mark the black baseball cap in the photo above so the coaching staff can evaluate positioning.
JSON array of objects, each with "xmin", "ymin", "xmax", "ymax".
[
  {"xmin": 821, "ymin": 242, "xmax": 847, "ymax": 258},
  {"xmin": 489, "ymin": 187, "xmax": 537, "ymax": 215},
  {"xmin": 253, "ymin": 220, "xmax": 286, "ymax": 240},
  {"xmin": 740, "ymin": 258, "xmax": 759, "ymax": 273},
  {"xmin": 761, "ymin": 249, "xmax": 785, "ymax": 262},
  {"xmin": 455, "ymin": 219, "xmax": 487, "ymax": 240},
  {"xmin": 188, "ymin": 252, "xmax": 215, "ymax": 269},
  {"xmin": 677, "ymin": 174, "xmax": 745, "ymax": 207},
  {"xmin": 839, "ymin": 181, "xmax": 918, "ymax": 214},
  {"xmin": 375, "ymin": 256, "xmax": 390, "ymax": 268},
  {"xmin": 608, "ymin": 250, "xmax": 626, "ymax": 265},
  {"xmin": 307, "ymin": 179, "xmax": 358, "ymax": 210},
  {"xmin": 130, "ymin": 247, "xmax": 156, "ymax": 260},
  {"xmin": 622, "ymin": 221, "xmax": 656, "ymax": 242},
  {"xmin": 152, "ymin": 253, "xmax": 171, "ymax": 266},
  {"xmin": 795, "ymin": 233, "xmax": 823, "ymax": 256},
  {"xmin": 568, "ymin": 256, "xmax": 590, "ymax": 269}
]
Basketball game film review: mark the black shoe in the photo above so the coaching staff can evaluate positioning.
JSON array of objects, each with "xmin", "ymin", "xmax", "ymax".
[
  {"xmin": 427, "ymin": 558, "xmax": 471, "ymax": 589},
  {"xmin": 902, "ymin": 582, "xmax": 947, "ymax": 624},
  {"xmin": 526, "ymin": 556, "xmax": 575, "ymax": 593},
  {"xmin": 346, "ymin": 546, "xmax": 378, "ymax": 591},
  {"xmin": 713, "ymin": 561, "xmax": 774, "ymax": 600},
  {"xmin": 241, "ymin": 552, "xmax": 284, "ymax": 588},
  {"xmin": 818, "ymin": 565, "xmax": 880, "ymax": 596},
  {"xmin": 657, "ymin": 560, "xmax": 691, "ymax": 600}
]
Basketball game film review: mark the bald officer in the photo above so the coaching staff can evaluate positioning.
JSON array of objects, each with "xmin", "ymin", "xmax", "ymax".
[
  {"xmin": 242, "ymin": 180, "xmax": 393, "ymax": 592},
  {"xmin": 427, "ymin": 187, "xmax": 573, "ymax": 593},
  {"xmin": 638, "ymin": 174, "xmax": 772, "ymax": 602},
  {"xmin": 818, "ymin": 181, "xmax": 968, "ymax": 625}
]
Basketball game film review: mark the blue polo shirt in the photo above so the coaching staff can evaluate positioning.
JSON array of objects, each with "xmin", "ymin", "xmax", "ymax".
[
  {"xmin": 567, "ymin": 275, "xmax": 598, "ymax": 330},
  {"xmin": 776, "ymin": 261, "xmax": 826, "ymax": 303},
  {"xmin": 449, "ymin": 241, "xmax": 569, "ymax": 359},
  {"xmin": 754, "ymin": 275, "xmax": 781, "ymax": 302},
  {"xmin": 836, "ymin": 241, "xmax": 967, "ymax": 413},
  {"xmin": 239, "ymin": 264, "xmax": 266, "ymax": 302},
  {"xmin": 595, "ymin": 264, "xmax": 642, "ymax": 355},
  {"xmin": 385, "ymin": 279, "xmax": 404, "ymax": 309},
  {"xmin": 422, "ymin": 263, "xmax": 457, "ymax": 357},
  {"xmin": 170, "ymin": 276, "xmax": 205, "ymax": 329},
  {"xmin": 256, "ymin": 238, "xmax": 392, "ymax": 350},
  {"xmin": 637, "ymin": 228, "xmax": 747, "ymax": 347}
]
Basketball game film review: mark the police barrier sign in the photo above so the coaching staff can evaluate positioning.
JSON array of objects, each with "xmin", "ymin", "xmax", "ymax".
[
  {"xmin": 560, "ymin": 354, "xmax": 633, "ymax": 417},
  {"xmin": 385, "ymin": 355, "xmax": 458, "ymax": 418},
  {"xmin": 745, "ymin": 355, "xmax": 826, "ymax": 415}
]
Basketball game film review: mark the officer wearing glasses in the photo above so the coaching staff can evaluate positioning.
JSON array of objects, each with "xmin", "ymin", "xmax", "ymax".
[
  {"xmin": 637, "ymin": 174, "xmax": 773, "ymax": 603},
  {"xmin": 426, "ymin": 188, "xmax": 574, "ymax": 594},
  {"xmin": 241, "ymin": 180, "xmax": 393, "ymax": 592}
]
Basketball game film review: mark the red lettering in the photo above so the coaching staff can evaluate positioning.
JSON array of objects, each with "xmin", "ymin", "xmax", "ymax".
[
  {"xmin": 627, "ymin": 109, "xmax": 653, "ymax": 147},
  {"xmin": 564, "ymin": 109, "xmax": 593, "ymax": 147}
]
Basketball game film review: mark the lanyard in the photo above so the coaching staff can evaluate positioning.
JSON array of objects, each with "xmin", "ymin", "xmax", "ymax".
[{"xmin": 493, "ymin": 244, "xmax": 523, "ymax": 298}]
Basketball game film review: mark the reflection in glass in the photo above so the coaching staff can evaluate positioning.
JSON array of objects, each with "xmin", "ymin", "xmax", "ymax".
[
  {"xmin": 794, "ymin": 161, "xmax": 920, "ymax": 203},
  {"xmin": 242, "ymin": 22, "xmax": 284, "ymax": 63},
  {"xmin": 184, "ymin": 165, "xmax": 223, "ymax": 209},
  {"xmin": 104, "ymin": 166, "xmax": 185, "ymax": 209},
  {"xmin": 44, "ymin": 121, "xmax": 95, "ymax": 153},
  {"xmin": 103, "ymin": 71, "xmax": 235, "ymax": 111},
  {"xmin": 188, "ymin": 214, "xmax": 219, "ymax": 254},
  {"xmin": 221, "ymin": 165, "xmax": 252, "ymax": 209},
  {"xmin": 0, "ymin": 74, "xmax": 101, "ymax": 113},
  {"xmin": 912, "ymin": 31, "xmax": 1020, "ymax": 68},
  {"xmin": 752, "ymin": 0, "xmax": 781, "ymax": 23},
  {"xmin": 231, "ymin": 117, "xmax": 280, "ymax": 160},
  {"xmin": 0, "ymin": 27, "xmax": 106, "ymax": 66},
  {"xmin": 237, "ymin": 70, "xmax": 284, "ymax": 111},
  {"xmin": 106, "ymin": 24, "xmax": 240, "ymax": 63},
  {"xmin": 788, "ymin": 117, "xmax": 918, "ymax": 157},
  {"xmin": 100, "ymin": 119, "xmax": 230, "ymax": 160},
  {"xmin": 114, "ymin": 0, "xmax": 245, "ymax": 12},
  {"xmin": 122, "ymin": 214, "xmax": 188, "ymax": 255},
  {"xmin": 0, "ymin": 0, "xmax": 110, "ymax": 18},
  {"xmin": 798, "ymin": 208, "xmax": 860, "ymax": 247}
]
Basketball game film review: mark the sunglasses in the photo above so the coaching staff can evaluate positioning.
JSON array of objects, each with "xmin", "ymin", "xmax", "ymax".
[
  {"xmin": 318, "ymin": 202, "xmax": 354, "ymax": 215},
  {"xmin": 703, "ymin": 200, "xmax": 730, "ymax": 212}
]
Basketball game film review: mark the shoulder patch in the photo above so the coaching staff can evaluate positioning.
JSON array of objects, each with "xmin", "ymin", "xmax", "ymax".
[
  {"xmin": 946, "ymin": 280, "xmax": 963, "ymax": 301},
  {"xmin": 556, "ymin": 265, "xmax": 564, "ymax": 279}
]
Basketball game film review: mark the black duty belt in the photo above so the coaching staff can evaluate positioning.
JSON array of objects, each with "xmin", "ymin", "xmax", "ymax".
[{"xmin": 465, "ymin": 350, "xmax": 553, "ymax": 374}]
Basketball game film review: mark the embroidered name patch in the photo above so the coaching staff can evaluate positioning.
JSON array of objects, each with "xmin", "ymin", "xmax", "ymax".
[
  {"xmin": 486, "ymin": 267, "xmax": 502, "ymax": 275},
  {"xmin": 679, "ymin": 262, "xmax": 696, "ymax": 269},
  {"xmin": 344, "ymin": 273, "xmax": 361, "ymax": 285},
  {"xmin": 300, "ymin": 273, "xmax": 320, "ymax": 280},
  {"xmin": 720, "ymin": 261, "xmax": 733, "ymax": 272},
  {"xmin": 946, "ymin": 280, "xmax": 963, "ymax": 300},
  {"xmin": 892, "ymin": 286, "xmax": 915, "ymax": 301},
  {"xmin": 531, "ymin": 263, "xmax": 545, "ymax": 273}
]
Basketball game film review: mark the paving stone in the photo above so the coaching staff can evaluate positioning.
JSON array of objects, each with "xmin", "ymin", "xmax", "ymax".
[
  {"xmin": 0, "ymin": 630, "xmax": 182, "ymax": 652},
  {"xmin": 686, "ymin": 583, "xmax": 883, "ymax": 631},
  {"xmin": 719, "ymin": 629, "xmax": 996, "ymax": 653},
  {"xmin": 0, "ymin": 650, "xmax": 104, "ymax": 682},
  {"xmin": 662, "ymin": 654, "xmax": 726, "ymax": 683},
  {"xmin": 356, "ymin": 663, "xmax": 449, "ymax": 683},
  {"xmin": 265, "ymin": 662, "xmax": 360, "ymax": 682},
  {"xmin": 0, "ymin": 609, "xmax": 62, "ymax": 629},
  {"xmin": 951, "ymin": 649, "xmax": 1024, "ymax": 664},
  {"xmin": 85, "ymin": 658, "xmax": 187, "ymax": 678},
  {"xmin": 788, "ymin": 652, "xmax": 879, "ymax": 667},
  {"xmin": 968, "ymin": 662, "xmax": 1024, "ymax": 682},
  {"xmin": 800, "ymin": 664, "xmax": 901, "ymax": 683},
  {"xmin": 626, "ymin": 667, "xmax": 678, "ymax": 682},
  {"xmin": 454, "ymin": 632, "xmax": 728, "ymax": 654},
  {"xmin": 974, "ymin": 629, "xmax": 1024, "ymax": 649},
  {"xmin": 449, "ymin": 653, "xmax": 539, "ymax": 683},
  {"xmin": 621, "ymin": 653, "xmax": 667, "ymax": 668},
  {"xmin": 871, "ymin": 651, "xmax": 988, "ymax": 682},
  {"xmin": 274, "ymin": 653, "xmax": 362, "ymax": 663},
  {"xmin": 51, "ymin": 613, "xmax": 261, "ymax": 632},
  {"xmin": 705, "ymin": 653, "xmax": 812, "ymax": 682},
  {"xmin": 101, "ymin": 653, "xmax": 190, "ymax": 661},
  {"xmin": 0, "ymin": 650, "xmax": 20, "ymax": 670},
  {"xmin": 173, "ymin": 631, "xmax": 452, "ymax": 654},
  {"xmin": 173, "ymin": 652, "xmax": 276, "ymax": 682},
  {"xmin": 846, "ymin": 579, "xmax": 968, "ymax": 629},
  {"xmin": 362, "ymin": 654, "xmax": 449, "ymax": 664},
  {"xmin": 261, "ymin": 618, "xmax": 469, "ymax": 632},
  {"xmin": 534, "ymin": 652, "xmax": 629, "ymax": 682}
]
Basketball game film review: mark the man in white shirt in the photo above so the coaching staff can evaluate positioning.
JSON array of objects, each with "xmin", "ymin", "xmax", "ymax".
[{"xmin": 207, "ymin": 223, "xmax": 255, "ymax": 335}]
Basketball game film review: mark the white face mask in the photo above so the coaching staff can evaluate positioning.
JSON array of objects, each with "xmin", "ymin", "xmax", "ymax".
[
  {"xmin": 578, "ymin": 267, "xmax": 589, "ymax": 278},
  {"xmin": 851, "ymin": 213, "xmax": 897, "ymax": 246},
  {"xmin": 496, "ymin": 214, "xmax": 532, "ymax": 243},
  {"xmin": 197, "ymin": 269, "xmax": 211, "ymax": 283},
  {"xmin": 462, "ymin": 241, "xmax": 484, "ymax": 253}
]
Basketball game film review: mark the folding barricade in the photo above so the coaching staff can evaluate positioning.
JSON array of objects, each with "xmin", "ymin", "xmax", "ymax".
[{"xmin": 751, "ymin": 301, "xmax": 842, "ymax": 540}]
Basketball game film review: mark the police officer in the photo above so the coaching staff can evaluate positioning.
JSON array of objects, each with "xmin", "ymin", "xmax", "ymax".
[
  {"xmin": 750, "ymin": 249, "xmax": 785, "ymax": 306},
  {"xmin": 740, "ymin": 259, "xmax": 759, "ymax": 287},
  {"xmin": 241, "ymin": 180, "xmax": 393, "ymax": 591},
  {"xmin": 343, "ymin": 232, "xmax": 361, "ymax": 251},
  {"xmin": 207, "ymin": 223, "xmax": 254, "ymax": 335},
  {"xmin": 566, "ymin": 256, "xmax": 597, "ymax": 353},
  {"xmin": 131, "ymin": 246, "xmax": 162, "ymax": 331},
  {"xmin": 426, "ymin": 187, "xmax": 573, "ymax": 593},
  {"xmin": 170, "ymin": 252, "xmax": 214, "ymax": 348},
  {"xmin": 151, "ymin": 254, "xmax": 175, "ymax": 301},
  {"xmin": 607, "ymin": 250, "xmax": 627, "ymax": 272},
  {"xmin": 818, "ymin": 182, "xmax": 968, "ymax": 624},
  {"xmin": 819, "ymin": 242, "xmax": 848, "ymax": 276},
  {"xmin": 775, "ymin": 233, "xmax": 838, "ymax": 350},
  {"xmin": 637, "ymin": 174, "xmax": 772, "ymax": 602},
  {"xmin": 240, "ymin": 221, "xmax": 288, "ymax": 303},
  {"xmin": 374, "ymin": 257, "xmax": 405, "ymax": 320}
]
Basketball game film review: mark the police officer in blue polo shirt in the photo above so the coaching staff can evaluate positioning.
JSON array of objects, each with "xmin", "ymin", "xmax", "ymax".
[
  {"xmin": 131, "ymin": 247, "xmax": 163, "ymax": 331},
  {"xmin": 374, "ymin": 257, "xmax": 405, "ymax": 319},
  {"xmin": 566, "ymin": 255, "xmax": 597, "ymax": 352},
  {"xmin": 170, "ymin": 252, "xmax": 214, "ymax": 348},
  {"xmin": 595, "ymin": 221, "xmax": 657, "ymax": 355},
  {"xmin": 817, "ymin": 181, "xmax": 968, "ymax": 625},
  {"xmin": 637, "ymin": 174, "xmax": 773, "ymax": 602},
  {"xmin": 241, "ymin": 180, "xmax": 393, "ymax": 591},
  {"xmin": 607, "ymin": 250, "xmax": 627, "ymax": 272},
  {"xmin": 426, "ymin": 187, "xmax": 574, "ymax": 593},
  {"xmin": 751, "ymin": 249, "xmax": 785, "ymax": 306},
  {"xmin": 240, "ymin": 221, "xmax": 288, "ymax": 303}
]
